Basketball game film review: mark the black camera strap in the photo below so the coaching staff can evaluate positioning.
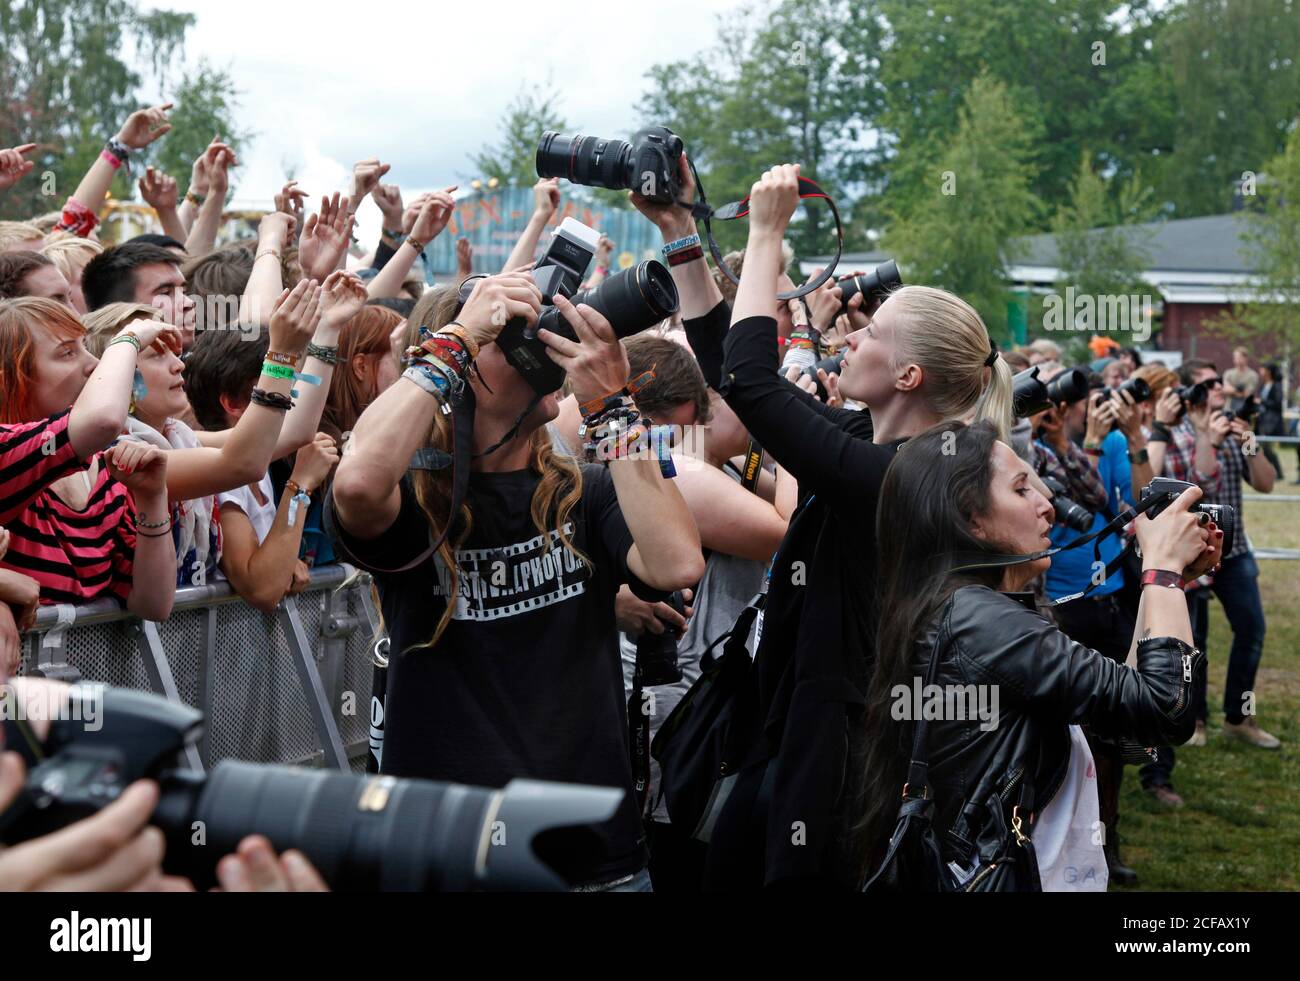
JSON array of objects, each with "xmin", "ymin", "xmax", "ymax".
[
  {"xmin": 683, "ymin": 159, "xmax": 843, "ymax": 300},
  {"xmin": 740, "ymin": 440, "xmax": 765, "ymax": 494}
]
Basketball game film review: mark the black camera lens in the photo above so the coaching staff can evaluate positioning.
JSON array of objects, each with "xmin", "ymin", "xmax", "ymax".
[
  {"xmin": 1013, "ymin": 366, "xmax": 1090, "ymax": 418},
  {"xmin": 1045, "ymin": 368, "xmax": 1090, "ymax": 406},
  {"xmin": 838, "ymin": 260, "xmax": 901, "ymax": 312},
  {"xmin": 546, "ymin": 260, "xmax": 679, "ymax": 341},
  {"xmin": 1041, "ymin": 475, "xmax": 1093, "ymax": 533},
  {"xmin": 635, "ymin": 591, "xmax": 685, "ymax": 687},
  {"xmin": 537, "ymin": 132, "xmax": 633, "ymax": 191},
  {"xmin": 1103, "ymin": 376, "xmax": 1152, "ymax": 404}
]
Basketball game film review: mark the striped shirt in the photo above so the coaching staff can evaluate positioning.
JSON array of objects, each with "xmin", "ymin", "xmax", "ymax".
[{"xmin": 0, "ymin": 410, "xmax": 137, "ymax": 606}]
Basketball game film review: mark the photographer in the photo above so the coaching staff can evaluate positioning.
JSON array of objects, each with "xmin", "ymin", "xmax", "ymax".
[
  {"xmin": 1146, "ymin": 360, "xmax": 1279, "ymax": 757},
  {"xmin": 637, "ymin": 162, "xmax": 1012, "ymax": 889},
  {"xmin": 327, "ymin": 271, "xmax": 703, "ymax": 892},
  {"xmin": 859, "ymin": 421, "xmax": 1216, "ymax": 891}
]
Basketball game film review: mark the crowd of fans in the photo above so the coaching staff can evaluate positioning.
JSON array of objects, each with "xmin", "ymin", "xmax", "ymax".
[{"xmin": 0, "ymin": 103, "xmax": 1287, "ymax": 893}]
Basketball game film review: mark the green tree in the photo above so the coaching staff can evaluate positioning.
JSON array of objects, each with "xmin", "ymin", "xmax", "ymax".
[
  {"xmin": 1213, "ymin": 122, "xmax": 1300, "ymax": 366},
  {"xmin": 877, "ymin": 0, "xmax": 1172, "ymax": 226},
  {"xmin": 643, "ymin": 0, "xmax": 885, "ymax": 259},
  {"xmin": 884, "ymin": 73, "xmax": 1042, "ymax": 342},
  {"xmin": 1157, "ymin": 0, "xmax": 1300, "ymax": 217},
  {"xmin": 149, "ymin": 61, "xmax": 249, "ymax": 199},
  {"xmin": 0, "ymin": 0, "xmax": 194, "ymax": 218},
  {"xmin": 471, "ymin": 85, "xmax": 567, "ymax": 188}
]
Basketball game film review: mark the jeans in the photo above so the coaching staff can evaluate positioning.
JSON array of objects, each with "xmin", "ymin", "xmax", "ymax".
[
  {"xmin": 1140, "ymin": 553, "xmax": 1267, "ymax": 788},
  {"xmin": 572, "ymin": 867, "xmax": 653, "ymax": 893}
]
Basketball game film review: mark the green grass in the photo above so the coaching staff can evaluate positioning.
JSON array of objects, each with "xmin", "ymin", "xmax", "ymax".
[{"xmin": 1115, "ymin": 448, "xmax": 1300, "ymax": 891}]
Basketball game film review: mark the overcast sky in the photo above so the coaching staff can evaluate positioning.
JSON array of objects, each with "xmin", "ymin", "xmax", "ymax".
[{"xmin": 152, "ymin": 0, "xmax": 744, "ymax": 240}]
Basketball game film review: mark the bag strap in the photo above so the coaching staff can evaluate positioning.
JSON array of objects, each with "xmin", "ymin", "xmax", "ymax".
[{"xmin": 901, "ymin": 615, "xmax": 949, "ymax": 802}]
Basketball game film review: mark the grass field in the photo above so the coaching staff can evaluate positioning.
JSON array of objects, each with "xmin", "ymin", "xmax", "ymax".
[{"xmin": 1116, "ymin": 444, "xmax": 1300, "ymax": 891}]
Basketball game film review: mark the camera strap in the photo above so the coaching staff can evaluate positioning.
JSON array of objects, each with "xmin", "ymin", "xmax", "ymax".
[
  {"xmin": 946, "ymin": 495, "xmax": 1172, "ymax": 606},
  {"xmin": 740, "ymin": 440, "xmax": 765, "ymax": 494},
  {"xmin": 683, "ymin": 159, "xmax": 843, "ymax": 300}
]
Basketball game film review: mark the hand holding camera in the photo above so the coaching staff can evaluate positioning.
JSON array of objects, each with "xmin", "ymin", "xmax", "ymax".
[
  {"xmin": 1207, "ymin": 410, "xmax": 1232, "ymax": 447},
  {"xmin": 537, "ymin": 294, "xmax": 631, "ymax": 404},
  {"xmin": 1154, "ymin": 387, "xmax": 1183, "ymax": 426},
  {"xmin": 629, "ymin": 150, "xmax": 697, "ymax": 240},
  {"xmin": 1135, "ymin": 484, "xmax": 1213, "ymax": 575},
  {"xmin": 457, "ymin": 271, "xmax": 543, "ymax": 351}
]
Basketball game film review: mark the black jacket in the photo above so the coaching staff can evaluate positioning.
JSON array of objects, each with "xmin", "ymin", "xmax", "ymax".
[
  {"xmin": 687, "ymin": 303, "xmax": 898, "ymax": 890},
  {"xmin": 912, "ymin": 585, "xmax": 1204, "ymax": 853},
  {"xmin": 1258, "ymin": 381, "xmax": 1284, "ymax": 437}
]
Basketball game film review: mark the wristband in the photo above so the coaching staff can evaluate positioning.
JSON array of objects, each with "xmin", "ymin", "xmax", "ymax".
[
  {"xmin": 285, "ymin": 479, "xmax": 313, "ymax": 528},
  {"xmin": 594, "ymin": 265, "xmax": 609, "ymax": 276},
  {"xmin": 103, "ymin": 140, "xmax": 129, "ymax": 169},
  {"xmin": 383, "ymin": 228, "xmax": 406, "ymax": 243},
  {"xmin": 248, "ymin": 388, "xmax": 294, "ymax": 411},
  {"xmin": 261, "ymin": 362, "xmax": 297, "ymax": 380},
  {"xmin": 101, "ymin": 149, "xmax": 124, "ymax": 170},
  {"xmin": 185, "ymin": 189, "xmax": 206, "ymax": 207},
  {"xmin": 1128, "ymin": 447, "xmax": 1149, "ymax": 465},
  {"xmin": 1141, "ymin": 569, "xmax": 1185, "ymax": 590},
  {"xmin": 108, "ymin": 333, "xmax": 141, "ymax": 352},
  {"xmin": 306, "ymin": 342, "xmax": 339, "ymax": 365},
  {"xmin": 135, "ymin": 512, "xmax": 172, "ymax": 530},
  {"xmin": 1083, "ymin": 446, "xmax": 1102, "ymax": 458},
  {"xmin": 580, "ymin": 387, "xmax": 635, "ymax": 419},
  {"xmin": 436, "ymin": 322, "xmax": 479, "ymax": 361},
  {"xmin": 662, "ymin": 233, "xmax": 701, "ymax": 256},
  {"xmin": 1149, "ymin": 422, "xmax": 1173, "ymax": 443},
  {"xmin": 265, "ymin": 350, "xmax": 300, "ymax": 367},
  {"xmin": 402, "ymin": 363, "xmax": 454, "ymax": 410},
  {"xmin": 667, "ymin": 245, "xmax": 704, "ymax": 267},
  {"xmin": 406, "ymin": 237, "xmax": 427, "ymax": 255}
]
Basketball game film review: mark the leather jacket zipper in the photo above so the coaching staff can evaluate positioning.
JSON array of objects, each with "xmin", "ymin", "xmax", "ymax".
[{"xmin": 1172, "ymin": 652, "xmax": 1192, "ymax": 716}]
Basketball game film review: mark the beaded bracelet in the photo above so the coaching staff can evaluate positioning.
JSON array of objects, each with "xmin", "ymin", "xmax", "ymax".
[
  {"xmin": 135, "ymin": 513, "xmax": 172, "ymax": 530},
  {"xmin": 185, "ymin": 190, "xmax": 206, "ymax": 207},
  {"xmin": 306, "ymin": 342, "xmax": 339, "ymax": 365},
  {"xmin": 249, "ymin": 388, "xmax": 294, "ymax": 411}
]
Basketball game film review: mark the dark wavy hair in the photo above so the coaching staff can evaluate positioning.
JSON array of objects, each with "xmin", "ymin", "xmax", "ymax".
[{"xmin": 856, "ymin": 420, "xmax": 1010, "ymax": 877}]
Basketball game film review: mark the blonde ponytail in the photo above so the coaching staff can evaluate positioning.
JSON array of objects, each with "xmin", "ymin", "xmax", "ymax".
[{"xmin": 887, "ymin": 285, "xmax": 1013, "ymax": 442}]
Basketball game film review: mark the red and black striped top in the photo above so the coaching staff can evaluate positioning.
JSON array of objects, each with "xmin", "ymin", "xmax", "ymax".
[{"xmin": 0, "ymin": 410, "xmax": 136, "ymax": 606}]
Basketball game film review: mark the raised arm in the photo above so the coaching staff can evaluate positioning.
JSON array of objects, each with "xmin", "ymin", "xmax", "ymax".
[
  {"xmin": 184, "ymin": 143, "xmax": 235, "ymax": 256},
  {"xmin": 331, "ymin": 273, "xmax": 544, "ymax": 540},
  {"xmin": 106, "ymin": 442, "xmax": 177, "ymax": 622},
  {"xmin": 367, "ymin": 188, "xmax": 454, "ymax": 299},
  {"xmin": 503, "ymin": 178, "xmax": 560, "ymax": 272},
  {"xmin": 59, "ymin": 105, "xmax": 172, "ymax": 236},
  {"xmin": 0, "ymin": 144, "xmax": 37, "ymax": 195},
  {"xmin": 137, "ymin": 167, "xmax": 187, "ymax": 244},
  {"xmin": 297, "ymin": 193, "xmax": 355, "ymax": 284}
]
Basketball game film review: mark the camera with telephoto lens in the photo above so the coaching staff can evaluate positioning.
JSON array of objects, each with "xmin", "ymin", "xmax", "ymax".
[
  {"xmin": 1040, "ymin": 474, "xmax": 1093, "ymax": 533},
  {"xmin": 1100, "ymin": 375, "xmax": 1152, "ymax": 405},
  {"xmin": 536, "ymin": 127, "xmax": 685, "ymax": 205},
  {"xmin": 1139, "ymin": 477, "xmax": 1236, "ymax": 558},
  {"xmin": 1223, "ymin": 394, "xmax": 1259, "ymax": 424},
  {"xmin": 635, "ymin": 591, "xmax": 686, "ymax": 686},
  {"xmin": 836, "ymin": 260, "xmax": 901, "ymax": 314},
  {"xmin": 483, "ymin": 217, "xmax": 680, "ymax": 396},
  {"xmin": 0, "ymin": 686, "xmax": 624, "ymax": 891},
  {"xmin": 1175, "ymin": 379, "xmax": 1214, "ymax": 410},
  {"xmin": 1012, "ymin": 366, "xmax": 1090, "ymax": 418}
]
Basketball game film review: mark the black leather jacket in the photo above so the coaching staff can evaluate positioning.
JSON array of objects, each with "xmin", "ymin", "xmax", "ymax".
[{"xmin": 912, "ymin": 586, "xmax": 1204, "ymax": 852}]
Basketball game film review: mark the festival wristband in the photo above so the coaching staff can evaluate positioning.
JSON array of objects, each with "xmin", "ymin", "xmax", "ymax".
[
  {"xmin": 261, "ymin": 362, "xmax": 297, "ymax": 380},
  {"xmin": 1140, "ymin": 569, "xmax": 1184, "ymax": 590}
]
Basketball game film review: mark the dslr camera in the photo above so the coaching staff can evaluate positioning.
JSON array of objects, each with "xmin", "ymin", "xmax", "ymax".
[
  {"xmin": 635, "ymin": 591, "xmax": 687, "ymax": 686},
  {"xmin": 1040, "ymin": 474, "xmax": 1093, "ymax": 533},
  {"xmin": 802, "ymin": 259, "xmax": 904, "ymax": 398},
  {"xmin": 1012, "ymin": 365, "xmax": 1090, "ymax": 418},
  {"xmin": 1139, "ymin": 477, "xmax": 1236, "ymax": 557},
  {"xmin": 0, "ymin": 686, "xmax": 623, "ymax": 891},
  {"xmin": 1223, "ymin": 394, "xmax": 1259, "ymax": 424},
  {"xmin": 480, "ymin": 217, "xmax": 680, "ymax": 395},
  {"xmin": 537, "ymin": 127, "xmax": 685, "ymax": 205},
  {"xmin": 1099, "ymin": 376, "xmax": 1152, "ymax": 405}
]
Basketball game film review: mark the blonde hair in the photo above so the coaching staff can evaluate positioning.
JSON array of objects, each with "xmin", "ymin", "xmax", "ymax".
[
  {"xmin": 885, "ymin": 285, "xmax": 1014, "ymax": 442},
  {"xmin": 82, "ymin": 303, "xmax": 162, "ymax": 357},
  {"xmin": 0, "ymin": 221, "xmax": 44, "ymax": 252},
  {"xmin": 41, "ymin": 235, "xmax": 103, "ymax": 284},
  {"xmin": 30, "ymin": 212, "xmax": 65, "ymax": 235},
  {"xmin": 1027, "ymin": 338, "xmax": 1062, "ymax": 361},
  {"xmin": 406, "ymin": 285, "xmax": 587, "ymax": 652}
]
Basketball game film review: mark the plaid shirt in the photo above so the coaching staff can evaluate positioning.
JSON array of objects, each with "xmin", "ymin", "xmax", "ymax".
[
  {"xmin": 1031, "ymin": 439, "xmax": 1108, "ymax": 512},
  {"xmin": 1162, "ymin": 419, "xmax": 1253, "ymax": 560}
]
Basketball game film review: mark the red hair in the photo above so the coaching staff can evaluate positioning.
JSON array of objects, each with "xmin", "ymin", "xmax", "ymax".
[
  {"xmin": 0, "ymin": 297, "xmax": 86, "ymax": 423},
  {"xmin": 322, "ymin": 305, "xmax": 402, "ymax": 438}
]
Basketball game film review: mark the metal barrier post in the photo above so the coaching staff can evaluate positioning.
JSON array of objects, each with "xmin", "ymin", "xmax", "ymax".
[
  {"xmin": 278, "ymin": 596, "xmax": 348, "ymax": 770},
  {"xmin": 134, "ymin": 620, "xmax": 205, "ymax": 772}
]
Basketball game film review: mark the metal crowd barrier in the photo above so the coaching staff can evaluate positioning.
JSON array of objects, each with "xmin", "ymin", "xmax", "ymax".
[{"xmin": 20, "ymin": 564, "xmax": 382, "ymax": 774}]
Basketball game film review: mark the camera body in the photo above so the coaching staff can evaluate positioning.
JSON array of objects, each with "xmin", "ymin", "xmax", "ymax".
[
  {"xmin": 1040, "ymin": 474, "xmax": 1093, "ymax": 533},
  {"xmin": 635, "ymin": 591, "xmax": 686, "ymax": 686},
  {"xmin": 536, "ymin": 126, "xmax": 685, "ymax": 205},
  {"xmin": 1013, "ymin": 366, "xmax": 1090, "ymax": 419},
  {"xmin": 0, "ymin": 686, "xmax": 623, "ymax": 891},
  {"xmin": 489, "ymin": 217, "xmax": 680, "ymax": 396},
  {"xmin": 837, "ymin": 260, "xmax": 901, "ymax": 313},
  {"xmin": 1139, "ymin": 477, "xmax": 1236, "ymax": 557},
  {"xmin": 1223, "ymin": 394, "xmax": 1259, "ymax": 424}
]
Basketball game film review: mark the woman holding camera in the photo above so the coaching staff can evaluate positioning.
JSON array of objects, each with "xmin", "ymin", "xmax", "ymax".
[
  {"xmin": 858, "ymin": 420, "xmax": 1217, "ymax": 890},
  {"xmin": 647, "ymin": 162, "xmax": 1013, "ymax": 889}
]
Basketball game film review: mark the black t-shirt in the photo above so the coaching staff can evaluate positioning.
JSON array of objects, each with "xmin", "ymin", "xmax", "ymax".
[{"xmin": 325, "ymin": 464, "xmax": 653, "ymax": 884}]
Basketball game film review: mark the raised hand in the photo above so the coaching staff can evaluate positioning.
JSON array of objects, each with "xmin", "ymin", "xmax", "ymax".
[
  {"xmin": 456, "ymin": 272, "xmax": 543, "ymax": 349},
  {"xmin": 0, "ymin": 144, "xmax": 37, "ymax": 192},
  {"xmin": 189, "ymin": 136, "xmax": 233, "ymax": 197},
  {"xmin": 349, "ymin": 159, "xmax": 391, "ymax": 205},
  {"xmin": 319, "ymin": 270, "xmax": 368, "ymax": 329},
  {"xmin": 268, "ymin": 278, "xmax": 323, "ymax": 355},
  {"xmin": 258, "ymin": 211, "xmax": 297, "ymax": 254},
  {"xmin": 275, "ymin": 180, "xmax": 309, "ymax": 221},
  {"xmin": 373, "ymin": 183, "xmax": 404, "ymax": 230},
  {"xmin": 594, "ymin": 235, "xmax": 614, "ymax": 267},
  {"xmin": 629, "ymin": 150, "xmax": 695, "ymax": 238},
  {"xmin": 117, "ymin": 317, "xmax": 182, "ymax": 356},
  {"xmin": 747, "ymin": 164, "xmax": 801, "ymax": 238},
  {"xmin": 138, "ymin": 167, "xmax": 179, "ymax": 210},
  {"xmin": 408, "ymin": 186, "xmax": 457, "ymax": 245},
  {"xmin": 533, "ymin": 177, "xmax": 561, "ymax": 220},
  {"xmin": 456, "ymin": 237, "xmax": 473, "ymax": 278},
  {"xmin": 401, "ymin": 193, "xmax": 432, "ymax": 235},
  {"xmin": 205, "ymin": 143, "xmax": 236, "ymax": 198},
  {"xmin": 298, "ymin": 193, "xmax": 355, "ymax": 282},
  {"xmin": 290, "ymin": 432, "xmax": 340, "ymax": 493},
  {"xmin": 114, "ymin": 104, "xmax": 174, "ymax": 150}
]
